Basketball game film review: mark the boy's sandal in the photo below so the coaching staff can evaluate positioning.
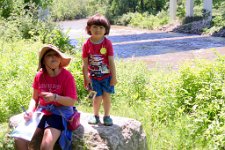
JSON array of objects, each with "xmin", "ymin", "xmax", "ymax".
[
  {"xmin": 103, "ymin": 116, "xmax": 113, "ymax": 126},
  {"xmin": 88, "ymin": 115, "xmax": 100, "ymax": 124}
]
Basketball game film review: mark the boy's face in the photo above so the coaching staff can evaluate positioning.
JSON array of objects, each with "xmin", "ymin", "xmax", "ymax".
[{"xmin": 89, "ymin": 25, "xmax": 106, "ymax": 39}]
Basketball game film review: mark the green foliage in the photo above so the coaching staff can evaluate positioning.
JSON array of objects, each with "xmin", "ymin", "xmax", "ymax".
[
  {"xmin": 113, "ymin": 60, "xmax": 149, "ymax": 107},
  {"xmin": 176, "ymin": 0, "xmax": 185, "ymax": 19},
  {"xmin": 49, "ymin": 0, "xmax": 169, "ymax": 23},
  {"xmin": 116, "ymin": 11, "xmax": 169, "ymax": 30},
  {"xmin": 108, "ymin": 0, "xmax": 168, "ymax": 17},
  {"xmin": 50, "ymin": 0, "xmax": 88, "ymax": 21},
  {"xmin": 86, "ymin": 0, "xmax": 109, "ymax": 18},
  {"xmin": 0, "ymin": 123, "xmax": 14, "ymax": 150},
  {"xmin": 203, "ymin": 15, "xmax": 225, "ymax": 35},
  {"xmin": 26, "ymin": 0, "xmax": 53, "ymax": 8},
  {"xmin": 143, "ymin": 52, "xmax": 225, "ymax": 149},
  {"xmin": 0, "ymin": 0, "xmax": 13, "ymax": 18},
  {"xmin": 39, "ymin": 28, "xmax": 74, "ymax": 52},
  {"xmin": 212, "ymin": 15, "xmax": 225, "ymax": 27},
  {"xmin": 175, "ymin": 57, "xmax": 225, "ymax": 148},
  {"xmin": 0, "ymin": 1, "xmax": 74, "ymax": 52},
  {"xmin": 1, "ymin": 39, "xmax": 225, "ymax": 149},
  {"xmin": 0, "ymin": 40, "xmax": 40, "ymax": 122},
  {"xmin": 67, "ymin": 43, "xmax": 88, "ymax": 104},
  {"xmin": 182, "ymin": 16, "xmax": 203, "ymax": 24},
  {"xmin": 0, "ymin": 2, "xmax": 55, "ymax": 41}
]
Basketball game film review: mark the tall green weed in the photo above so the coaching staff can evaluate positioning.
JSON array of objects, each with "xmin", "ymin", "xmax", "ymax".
[{"xmin": 0, "ymin": 40, "xmax": 40, "ymax": 122}]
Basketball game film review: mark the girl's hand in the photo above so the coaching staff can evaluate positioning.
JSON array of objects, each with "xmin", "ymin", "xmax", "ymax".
[
  {"xmin": 110, "ymin": 77, "xmax": 117, "ymax": 86},
  {"xmin": 40, "ymin": 92, "xmax": 55, "ymax": 102},
  {"xmin": 24, "ymin": 111, "xmax": 33, "ymax": 121}
]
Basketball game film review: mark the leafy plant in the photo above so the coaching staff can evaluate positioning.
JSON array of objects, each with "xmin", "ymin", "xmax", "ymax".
[{"xmin": 39, "ymin": 28, "xmax": 74, "ymax": 52}]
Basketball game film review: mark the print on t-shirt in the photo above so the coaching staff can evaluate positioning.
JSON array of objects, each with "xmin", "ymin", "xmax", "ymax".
[
  {"xmin": 89, "ymin": 54, "xmax": 110, "ymax": 77},
  {"xmin": 39, "ymin": 83, "xmax": 61, "ymax": 93}
]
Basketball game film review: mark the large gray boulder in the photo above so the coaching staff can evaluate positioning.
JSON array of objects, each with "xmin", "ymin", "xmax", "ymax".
[{"xmin": 9, "ymin": 112, "xmax": 147, "ymax": 150}]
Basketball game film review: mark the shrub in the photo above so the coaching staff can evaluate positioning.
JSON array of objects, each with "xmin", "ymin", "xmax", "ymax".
[
  {"xmin": 50, "ymin": 0, "xmax": 88, "ymax": 21},
  {"xmin": 0, "ymin": 40, "xmax": 40, "ymax": 122},
  {"xmin": 182, "ymin": 16, "xmax": 204, "ymax": 24},
  {"xmin": 38, "ymin": 28, "xmax": 74, "ymax": 52},
  {"xmin": 116, "ymin": 11, "xmax": 169, "ymax": 30}
]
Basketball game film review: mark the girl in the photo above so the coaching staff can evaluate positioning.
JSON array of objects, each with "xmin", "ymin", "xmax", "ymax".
[{"xmin": 14, "ymin": 44, "xmax": 77, "ymax": 150}]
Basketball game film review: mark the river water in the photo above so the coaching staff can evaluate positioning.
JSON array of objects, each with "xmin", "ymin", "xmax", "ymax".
[{"xmin": 58, "ymin": 19, "xmax": 225, "ymax": 69}]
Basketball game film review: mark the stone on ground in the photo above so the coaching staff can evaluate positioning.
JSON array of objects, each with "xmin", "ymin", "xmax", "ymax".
[{"xmin": 9, "ymin": 112, "xmax": 147, "ymax": 150}]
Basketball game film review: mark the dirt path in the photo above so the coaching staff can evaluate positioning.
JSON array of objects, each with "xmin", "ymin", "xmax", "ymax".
[{"xmin": 59, "ymin": 19, "xmax": 225, "ymax": 70}]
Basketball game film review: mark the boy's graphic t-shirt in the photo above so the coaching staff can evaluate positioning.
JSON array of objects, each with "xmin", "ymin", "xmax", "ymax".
[{"xmin": 82, "ymin": 37, "xmax": 114, "ymax": 80}]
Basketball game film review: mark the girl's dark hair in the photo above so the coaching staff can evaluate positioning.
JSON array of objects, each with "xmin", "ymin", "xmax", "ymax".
[
  {"xmin": 40, "ymin": 49, "xmax": 53, "ymax": 71},
  {"xmin": 86, "ymin": 14, "xmax": 110, "ymax": 35}
]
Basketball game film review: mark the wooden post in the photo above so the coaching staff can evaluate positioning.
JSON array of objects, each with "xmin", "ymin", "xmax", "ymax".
[
  {"xmin": 203, "ymin": 0, "xmax": 212, "ymax": 20},
  {"xmin": 186, "ymin": 0, "xmax": 194, "ymax": 17},
  {"xmin": 169, "ymin": 0, "xmax": 177, "ymax": 20}
]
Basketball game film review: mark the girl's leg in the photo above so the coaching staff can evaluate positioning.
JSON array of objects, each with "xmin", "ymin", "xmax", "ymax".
[
  {"xmin": 14, "ymin": 138, "xmax": 29, "ymax": 150},
  {"xmin": 14, "ymin": 128, "xmax": 43, "ymax": 150},
  {"xmin": 102, "ymin": 91, "xmax": 111, "ymax": 116},
  {"xmin": 93, "ymin": 96, "xmax": 102, "ymax": 116},
  {"xmin": 40, "ymin": 127, "xmax": 61, "ymax": 150}
]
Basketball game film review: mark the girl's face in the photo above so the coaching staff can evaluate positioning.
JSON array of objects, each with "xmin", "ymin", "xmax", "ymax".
[
  {"xmin": 89, "ymin": 25, "xmax": 106, "ymax": 40},
  {"xmin": 43, "ymin": 50, "xmax": 61, "ymax": 70}
]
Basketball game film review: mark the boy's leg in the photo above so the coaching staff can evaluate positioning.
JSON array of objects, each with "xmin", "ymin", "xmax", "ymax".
[
  {"xmin": 102, "ymin": 91, "xmax": 113, "ymax": 126},
  {"xmin": 88, "ymin": 79, "xmax": 102, "ymax": 124},
  {"xmin": 102, "ymin": 91, "xmax": 111, "ymax": 116},
  {"xmin": 88, "ymin": 96, "xmax": 102, "ymax": 124},
  {"xmin": 93, "ymin": 96, "xmax": 102, "ymax": 116}
]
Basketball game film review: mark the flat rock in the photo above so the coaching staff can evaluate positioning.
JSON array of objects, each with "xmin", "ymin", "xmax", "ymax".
[{"xmin": 9, "ymin": 112, "xmax": 147, "ymax": 150}]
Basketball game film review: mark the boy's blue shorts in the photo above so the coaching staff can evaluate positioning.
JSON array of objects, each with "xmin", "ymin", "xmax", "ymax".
[{"xmin": 92, "ymin": 76, "xmax": 115, "ymax": 97}]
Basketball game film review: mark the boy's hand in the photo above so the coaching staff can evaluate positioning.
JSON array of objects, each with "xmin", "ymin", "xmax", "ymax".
[
  {"xmin": 84, "ymin": 77, "xmax": 92, "ymax": 89},
  {"xmin": 110, "ymin": 77, "xmax": 117, "ymax": 86}
]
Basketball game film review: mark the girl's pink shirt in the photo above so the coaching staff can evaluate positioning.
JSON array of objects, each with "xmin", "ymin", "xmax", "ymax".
[{"xmin": 32, "ymin": 68, "xmax": 77, "ymax": 115}]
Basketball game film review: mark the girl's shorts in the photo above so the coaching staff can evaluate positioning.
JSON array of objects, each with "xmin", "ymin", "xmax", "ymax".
[
  {"xmin": 92, "ymin": 76, "xmax": 115, "ymax": 97},
  {"xmin": 38, "ymin": 114, "xmax": 64, "ymax": 131}
]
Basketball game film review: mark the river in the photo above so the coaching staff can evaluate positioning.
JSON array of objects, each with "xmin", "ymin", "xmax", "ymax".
[{"xmin": 58, "ymin": 19, "xmax": 225, "ymax": 69}]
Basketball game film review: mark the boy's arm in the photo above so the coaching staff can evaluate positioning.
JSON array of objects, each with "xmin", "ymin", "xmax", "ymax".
[
  {"xmin": 108, "ymin": 56, "xmax": 117, "ymax": 86},
  {"xmin": 82, "ymin": 57, "xmax": 91, "ymax": 88}
]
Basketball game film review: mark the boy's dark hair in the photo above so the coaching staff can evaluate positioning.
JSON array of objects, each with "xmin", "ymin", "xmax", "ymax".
[{"xmin": 86, "ymin": 14, "xmax": 110, "ymax": 35}]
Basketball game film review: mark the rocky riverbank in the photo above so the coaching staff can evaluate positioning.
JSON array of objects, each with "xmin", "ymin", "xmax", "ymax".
[{"xmin": 160, "ymin": 20, "xmax": 225, "ymax": 37}]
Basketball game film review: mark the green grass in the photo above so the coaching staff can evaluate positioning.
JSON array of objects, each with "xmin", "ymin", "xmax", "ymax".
[{"xmin": 1, "ymin": 40, "xmax": 225, "ymax": 149}]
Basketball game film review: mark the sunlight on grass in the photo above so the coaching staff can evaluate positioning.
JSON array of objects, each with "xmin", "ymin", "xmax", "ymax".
[{"xmin": 1, "ymin": 40, "xmax": 225, "ymax": 149}]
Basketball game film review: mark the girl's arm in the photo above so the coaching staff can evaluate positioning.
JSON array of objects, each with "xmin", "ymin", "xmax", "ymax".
[
  {"xmin": 39, "ymin": 92, "xmax": 76, "ymax": 106},
  {"xmin": 24, "ymin": 89, "xmax": 39, "ymax": 121},
  {"xmin": 108, "ymin": 56, "xmax": 117, "ymax": 86},
  {"xmin": 28, "ymin": 89, "xmax": 39, "ymax": 112}
]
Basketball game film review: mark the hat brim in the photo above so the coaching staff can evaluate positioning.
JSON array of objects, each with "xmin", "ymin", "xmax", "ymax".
[{"xmin": 37, "ymin": 44, "xmax": 71, "ymax": 71}]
